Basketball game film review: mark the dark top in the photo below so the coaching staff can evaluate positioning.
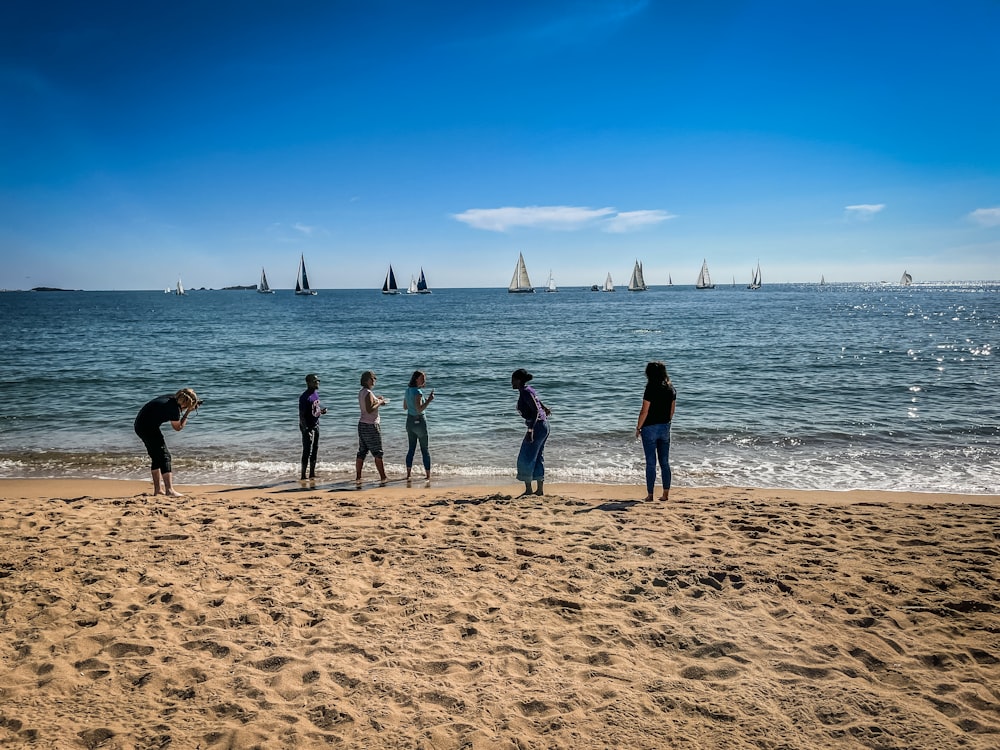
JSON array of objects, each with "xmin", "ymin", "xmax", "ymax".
[
  {"xmin": 299, "ymin": 389, "xmax": 322, "ymax": 430},
  {"xmin": 642, "ymin": 382, "xmax": 676, "ymax": 426},
  {"xmin": 516, "ymin": 385, "xmax": 547, "ymax": 428},
  {"xmin": 134, "ymin": 395, "xmax": 181, "ymax": 433}
]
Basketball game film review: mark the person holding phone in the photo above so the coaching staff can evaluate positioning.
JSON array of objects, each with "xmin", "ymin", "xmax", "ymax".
[
  {"xmin": 298, "ymin": 373, "xmax": 328, "ymax": 480},
  {"xmin": 133, "ymin": 387, "xmax": 200, "ymax": 496},
  {"xmin": 356, "ymin": 370, "xmax": 389, "ymax": 484},
  {"xmin": 403, "ymin": 370, "xmax": 435, "ymax": 481}
]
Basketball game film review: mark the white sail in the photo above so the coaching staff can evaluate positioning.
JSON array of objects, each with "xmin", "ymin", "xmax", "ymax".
[
  {"xmin": 820, "ymin": 274, "xmax": 826, "ymax": 285},
  {"xmin": 382, "ymin": 265, "xmax": 399, "ymax": 294},
  {"xmin": 696, "ymin": 259, "xmax": 715, "ymax": 289},
  {"xmin": 545, "ymin": 270, "xmax": 557, "ymax": 292},
  {"xmin": 603, "ymin": 272, "xmax": 615, "ymax": 292},
  {"xmin": 508, "ymin": 253, "xmax": 534, "ymax": 293},
  {"xmin": 416, "ymin": 268, "xmax": 431, "ymax": 294},
  {"xmin": 900, "ymin": 270, "xmax": 912, "ymax": 286},
  {"xmin": 295, "ymin": 254, "xmax": 317, "ymax": 295},
  {"xmin": 407, "ymin": 275, "xmax": 418, "ymax": 294},
  {"xmin": 175, "ymin": 277, "xmax": 185, "ymax": 295},
  {"xmin": 627, "ymin": 260, "xmax": 647, "ymax": 291},
  {"xmin": 748, "ymin": 262, "xmax": 761, "ymax": 290},
  {"xmin": 258, "ymin": 267, "xmax": 274, "ymax": 293}
]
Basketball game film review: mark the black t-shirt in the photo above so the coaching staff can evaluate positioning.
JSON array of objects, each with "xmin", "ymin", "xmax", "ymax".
[
  {"xmin": 642, "ymin": 382, "xmax": 676, "ymax": 426},
  {"xmin": 134, "ymin": 395, "xmax": 181, "ymax": 432}
]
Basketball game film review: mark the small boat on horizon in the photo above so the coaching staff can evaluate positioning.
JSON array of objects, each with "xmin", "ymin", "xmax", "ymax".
[
  {"xmin": 627, "ymin": 260, "xmax": 647, "ymax": 291},
  {"xmin": 900, "ymin": 270, "xmax": 913, "ymax": 286},
  {"xmin": 175, "ymin": 277, "xmax": 185, "ymax": 296},
  {"xmin": 508, "ymin": 253, "xmax": 535, "ymax": 293},
  {"xmin": 696, "ymin": 259, "xmax": 715, "ymax": 289},
  {"xmin": 416, "ymin": 267, "xmax": 432, "ymax": 294},
  {"xmin": 544, "ymin": 270, "xmax": 557, "ymax": 292},
  {"xmin": 382, "ymin": 265, "xmax": 400, "ymax": 294},
  {"xmin": 748, "ymin": 261, "xmax": 762, "ymax": 290},
  {"xmin": 257, "ymin": 267, "xmax": 274, "ymax": 294},
  {"xmin": 602, "ymin": 272, "xmax": 615, "ymax": 292},
  {"xmin": 295, "ymin": 254, "xmax": 317, "ymax": 295}
]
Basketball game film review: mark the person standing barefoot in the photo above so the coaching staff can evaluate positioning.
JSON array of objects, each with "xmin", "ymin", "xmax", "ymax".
[
  {"xmin": 133, "ymin": 388, "xmax": 201, "ymax": 497},
  {"xmin": 511, "ymin": 368, "xmax": 551, "ymax": 497},
  {"xmin": 635, "ymin": 361, "xmax": 677, "ymax": 502},
  {"xmin": 355, "ymin": 370, "xmax": 388, "ymax": 484}
]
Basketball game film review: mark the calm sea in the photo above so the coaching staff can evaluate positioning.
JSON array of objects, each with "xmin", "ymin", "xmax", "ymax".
[{"xmin": 1, "ymin": 283, "xmax": 997, "ymax": 494}]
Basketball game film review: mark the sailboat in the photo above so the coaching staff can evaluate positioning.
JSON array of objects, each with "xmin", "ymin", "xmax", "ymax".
[
  {"xmin": 416, "ymin": 268, "xmax": 431, "ymax": 294},
  {"xmin": 747, "ymin": 262, "xmax": 762, "ymax": 290},
  {"xmin": 820, "ymin": 274, "xmax": 826, "ymax": 286},
  {"xmin": 508, "ymin": 253, "xmax": 535, "ymax": 293},
  {"xmin": 627, "ymin": 260, "xmax": 647, "ymax": 291},
  {"xmin": 175, "ymin": 277, "xmax": 185, "ymax": 296},
  {"xmin": 295, "ymin": 254, "xmax": 317, "ymax": 295},
  {"xmin": 900, "ymin": 270, "xmax": 913, "ymax": 286},
  {"xmin": 602, "ymin": 273, "xmax": 615, "ymax": 292},
  {"xmin": 257, "ymin": 267, "xmax": 274, "ymax": 294},
  {"xmin": 382, "ymin": 265, "xmax": 400, "ymax": 294},
  {"xmin": 407, "ymin": 275, "xmax": 418, "ymax": 294},
  {"xmin": 695, "ymin": 259, "xmax": 715, "ymax": 289},
  {"xmin": 544, "ymin": 270, "xmax": 557, "ymax": 292},
  {"xmin": 668, "ymin": 273, "xmax": 673, "ymax": 286}
]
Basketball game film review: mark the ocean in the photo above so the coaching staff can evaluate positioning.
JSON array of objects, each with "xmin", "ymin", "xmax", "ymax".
[{"xmin": 1, "ymin": 282, "xmax": 997, "ymax": 494}]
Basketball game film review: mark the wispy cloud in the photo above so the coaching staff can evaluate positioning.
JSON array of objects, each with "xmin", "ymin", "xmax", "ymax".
[
  {"xmin": 453, "ymin": 205, "xmax": 671, "ymax": 233},
  {"xmin": 968, "ymin": 207, "xmax": 1000, "ymax": 227},
  {"xmin": 292, "ymin": 222, "xmax": 316, "ymax": 236},
  {"xmin": 844, "ymin": 204, "xmax": 886, "ymax": 221}
]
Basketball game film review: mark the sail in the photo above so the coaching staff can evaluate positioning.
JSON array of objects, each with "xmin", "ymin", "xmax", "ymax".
[
  {"xmin": 668, "ymin": 274, "xmax": 672, "ymax": 286},
  {"xmin": 696, "ymin": 259, "xmax": 715, "ymax": 289},
  {"xmin": 820, "ymin": 274, "xmax": 826, "ymax": 285},
  {"xmin": 748, "ymin": 262, "xmax": 761, "ymax": 289},
  {"xmin": 627, "ymin": 260, "xmax": 647, "ymax": 291},
  {"xmin": 416, "ymin": 268, "xmax": 431, "ymax": 293},
  {"xmin": 603, "ymin": 272, "xmax": 615, "ymax": 292},
  {"xmin": 382, "ymin": 265, "xmax": 399, "ymax": 294},
  {"xmin": 407, "ymin": 275, "xmax": 418, "ymax": 294},
  {"xmin": 296, "ymin": 254, "xmax": 317, "ymax": 295},
  {"xmin": 175, "ymin": 277, "xmax": 184, "ymax": 295},
  {"xmin": 900, "ymin": 270, "xmax": 912, "ymax": 286},
  {"xmin": 508, "ymin": 253, "xmax": 534, "ymax": 293},
  {"xmin": 545, "ymin": 270, "xmax": 557, "ymax": 292},
  {"xmin": 258, "ymin": 267, "xmax": 273, "ymax": 293}
]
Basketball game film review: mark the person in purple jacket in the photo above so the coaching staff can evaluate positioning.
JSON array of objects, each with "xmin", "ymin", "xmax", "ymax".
[
  {"xmin": 133, "ymin": 388, "xmax": 200, "ymax": 496},
  {"xmin": 298, "ymin": 373, "xmax": 327, "ymax": 480},
  {"xmin": 511, "ymin": 368, "xmax": 551, "ymax": 497}
]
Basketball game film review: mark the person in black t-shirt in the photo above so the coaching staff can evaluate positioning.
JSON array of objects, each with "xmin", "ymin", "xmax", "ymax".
[
  {"xmin": 134, "ymin": 388, "xmax": 200, "ymax": 496},
  {"xmin": 634, "ymin": 362, "xmax": 677, "ymax": 502}
]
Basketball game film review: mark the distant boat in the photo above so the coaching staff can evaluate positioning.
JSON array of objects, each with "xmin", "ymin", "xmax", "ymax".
[
  {"xmin": 696, "ymin": 259, "xmax": 715, "ymax": 289},
  {"xmin": 900, "ymin": 270, "xmax": 913, "ymax": 286},
  {"xmin": 820, "ymin": 274, "xmax": 826, "ymax": 286},
  {"xmin": 508, "ymin": 253, "xmax": 535, "ymax": 293},
  {"xmin": 382, "ymin": 265, "xmax": 400, "ymax": 294},
  {"xmin": 668, "ymin": 273, "xmax": 673, "ymax": 286},
  {"xmin": 175, "ymin": 277, "xmax": 185, "ymax": 296},
  {"xmin": 748, "ymin": 262, "xmax": 762, "ymax": 290},
  {"xmin": 416, "ymin": 267, "xmax": 432, "ymax": 294},
  {"xmin": 590, "ymin": 284, "xmax": 600, "ymax": 292},
  {"xmin": 295, "ymin": 254, "xmax": 317, "ymax": 295},
  {"xmin": 627, "ymin": 260, "xmax": 647, "ymax": 291},
  {"xmin": 602, "ymin": 273, "xmax": 615, "ymax": 292},
  {"xmin": 257, "ymin": 267, "xmax": 274, "ymax": 294},
  {"xmin": 407, "ymin": 275, "xmax": 418, "ymax": 294},
  {"xmin": 544, "ymin": 270, "xmax": 558, "ymax": 292}
]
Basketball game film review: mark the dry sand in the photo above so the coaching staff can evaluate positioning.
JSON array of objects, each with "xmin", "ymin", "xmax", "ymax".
[{"xmin": 1, "ymin": 478, "xmax": 998, "ymax": 749}]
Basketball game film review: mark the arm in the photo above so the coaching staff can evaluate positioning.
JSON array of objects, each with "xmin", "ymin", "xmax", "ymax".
[
  {"xmin": 416, "ymin": 390, "xmax": 435, "ymax": 413},
  {"xmin": 170, "ymin": 407, "xmax": 195, "ymax": 432},
  {"xmin": 635, "ymin": 400, "xmax": 651, "ymax": 438},
  {"xmin": 364, "ymin": 391, "xmax": 386, "ymax": 414}
]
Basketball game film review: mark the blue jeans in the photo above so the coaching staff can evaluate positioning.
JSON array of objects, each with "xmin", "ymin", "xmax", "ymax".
[
  {"xmin": 405, "ymin": 415, "xmax": 431, "ymax": 472},
  {"xmin": 640, "ymin": 422, "xmax": 672, "ymax": 495},
  {"xmin": 517, "ymin": 419, "xmax": 549, "ymax": 482}
]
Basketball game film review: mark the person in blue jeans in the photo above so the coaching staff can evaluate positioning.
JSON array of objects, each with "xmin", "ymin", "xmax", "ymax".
[
  {"xmin": 635, "ymin": 361, "xmax": 677, "ymax": 502},
  {"xmin": 403, "ymin": 370, "xmax": 435, "ymax": 481},
  {"xmin": 511, "ymin": 368, "xmax": 551, "ymax": 497}
]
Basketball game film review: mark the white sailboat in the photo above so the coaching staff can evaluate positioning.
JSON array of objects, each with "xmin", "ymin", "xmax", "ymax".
[
  {"xmin": 257, "ymin": 267, "xmax": 274, "ymax": 294},
  {"xmin": 695, "ymin": 259, "xmax": 715, "ymax": 289},
  {"xmin": 175, "ymin": 277, "xmax": 185, "ymax": 295},
  {"xmin": 820, "ymin": 274, "xmax": 826, "ymax": 286},
  {"xmin": 382, "ymin": 265, "xmax": 400, "ymax": 294},
  {"xmin": 416, "ymin": 267, "xmax": 431, "ymax": 294},
  {"xmin": 544, "ymin": 270, "xmax": 557, "ymax": 292},
  {"xmin": 508, "ymin": 253, "xmax": 535, "ymax": 293},
  {"xmin": 627, "ymin": 260, "xmax": 647, "ymax": 291},
  {"xmin": 747, "ymin": 261, "xmax": 762, "ymax": 290},
  {"xmin": 407, "ymin": 275, "xmax": 418, "ymax": 294},
  {"xmin": 295, "ymin": 254, "xmax": 317, "ymax": 295},
  {"xmin": 602, "ymin": 272, "xmax": 615, "ymax": 292},
  {"xmin": 900, "ymin": 270, "xmax": 913, "ymax": 286}
]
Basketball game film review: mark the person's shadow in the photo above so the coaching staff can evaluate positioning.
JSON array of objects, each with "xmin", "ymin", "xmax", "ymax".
[{"xmin": 574, "ymin": 499, "xmax": 641, "ymax": 514}]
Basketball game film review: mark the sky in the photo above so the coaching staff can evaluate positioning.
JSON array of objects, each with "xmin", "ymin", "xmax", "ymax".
[{"xmin": 1, "ymin": 0, "xmax": 999, "ymax": 290}]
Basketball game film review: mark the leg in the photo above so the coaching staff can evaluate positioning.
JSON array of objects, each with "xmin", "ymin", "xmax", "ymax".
[
  {"xmin": 374, "ymin": 456, "xmax": 387, "ymax": 482},
  {"xmin": 405, "ymin": 421, "xmax": 418, "ymax": 478},
  {"xmin": 657, "ymin": 427, "xmax": 672, "ymax": 500},
  {"xmin": 640, "ymin": 427, "xmax": 657, "ymax": 501},
  {"xmin": 300, "ymin": 428, "xmax": 313, "ymax": 479},
  {"xmin": 309, "ymin": 428, "xmax": 319, "ymax": 478},
  {"xmin": 150, "ymin": 468, "xmax": 163, "ymax": 495},
  {"xmin": 162, "ymin": 472, "xmax": 183, "ymax": 497},
  {"xmin": 418, "ymin": 430, "xmax": 431, "ymax": 478}
]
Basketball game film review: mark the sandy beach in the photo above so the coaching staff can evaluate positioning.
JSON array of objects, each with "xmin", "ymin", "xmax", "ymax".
[{"xmin": 1, "ymin": 478, "xmax": 998, "ymax": 749}]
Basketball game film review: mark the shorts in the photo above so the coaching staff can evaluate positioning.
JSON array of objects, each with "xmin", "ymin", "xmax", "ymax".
[{"xmin": 357, "ymin": 421, "xmax": 384, "ymax": 459}]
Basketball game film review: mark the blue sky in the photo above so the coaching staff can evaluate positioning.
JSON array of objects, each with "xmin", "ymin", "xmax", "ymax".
[{"xmin": 2, "ymin": 0, "xmax": 998, "ymax": 290}]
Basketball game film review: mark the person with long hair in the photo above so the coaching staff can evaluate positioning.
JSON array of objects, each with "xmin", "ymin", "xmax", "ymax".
[
  {"xmin": 635, "ymin": 361, "xmax": 677, "ymax": 501},
  {"xmin": 133, "ymin": 387, "xmax": 201, "ymax": 496},
  {"xmin": 403, "ymin": 370, "xmax": 435, "ymax": 481},
  {"xmin": 511, "ymin": 368, "xmax": 551, "ymax": 496}
]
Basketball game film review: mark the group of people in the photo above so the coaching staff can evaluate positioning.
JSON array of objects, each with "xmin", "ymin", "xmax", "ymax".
[{"xmin": 133, "ymin": 363, "xmax": 677, "ymax": 501}]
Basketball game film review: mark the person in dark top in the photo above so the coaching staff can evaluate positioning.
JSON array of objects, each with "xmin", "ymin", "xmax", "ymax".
[
  {"xmin": 511, "ymin": 368, "xmax": 551, "ymax": 497},
  {"xmin": 635, "ymin": 361, "xmax": 677, "ymax": 502},
  {"xmin": 133, "ymin": 388, "xmax": 200, "ymax": 496},
  {"xmin": 298, "ymin": 373, "xmax": 327, "ymax": 480}
]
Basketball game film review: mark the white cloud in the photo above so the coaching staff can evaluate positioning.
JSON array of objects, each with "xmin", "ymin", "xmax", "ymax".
[
  {"xmin": 452, "ymin": 205, "xmax": 670, "ymax": 233},
  {"xmin": 844, "ymin": 204, "xmax": 886, "ymax": 221},
  {"xmin": 968, "ymin": 207, "xmax": 1000, "ymax": 227},
  {"xmin": 292, "ymin": 222, "xmax": 315, "ymax": 236},
  {"xmin": 603, "ymin": 209, "xmax": 675, "ymax": 233}
]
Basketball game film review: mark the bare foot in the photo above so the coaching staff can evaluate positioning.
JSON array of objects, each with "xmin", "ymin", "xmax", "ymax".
[
  {"xmin": 659, "ymin": 494, "xmax": 669, "ymax": 502},
  {"xmin": 165, "ymin": 489, "xmax": 184, "ymax": 497},
  {"xmin": 644, "ymin": 495, "xmax": 654, "ymax": 502},
  {"xmin": 534, "ymin": 488, "xmax": 544, "ymax": 496}
]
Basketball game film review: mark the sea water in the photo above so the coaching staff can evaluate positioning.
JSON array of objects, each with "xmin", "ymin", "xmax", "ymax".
[{"xmin": 1, "ymin": 283, "xmax": 997, "ymax": 493}]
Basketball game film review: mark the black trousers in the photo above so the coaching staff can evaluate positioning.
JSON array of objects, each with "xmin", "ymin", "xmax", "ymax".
[
  {"xmin": 136, "ymin": 427, "xmax": 171, "ymax": 473},
  {"xmin": 300, "ymin": 426, "xmax": 319, "ymax": 477}
]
